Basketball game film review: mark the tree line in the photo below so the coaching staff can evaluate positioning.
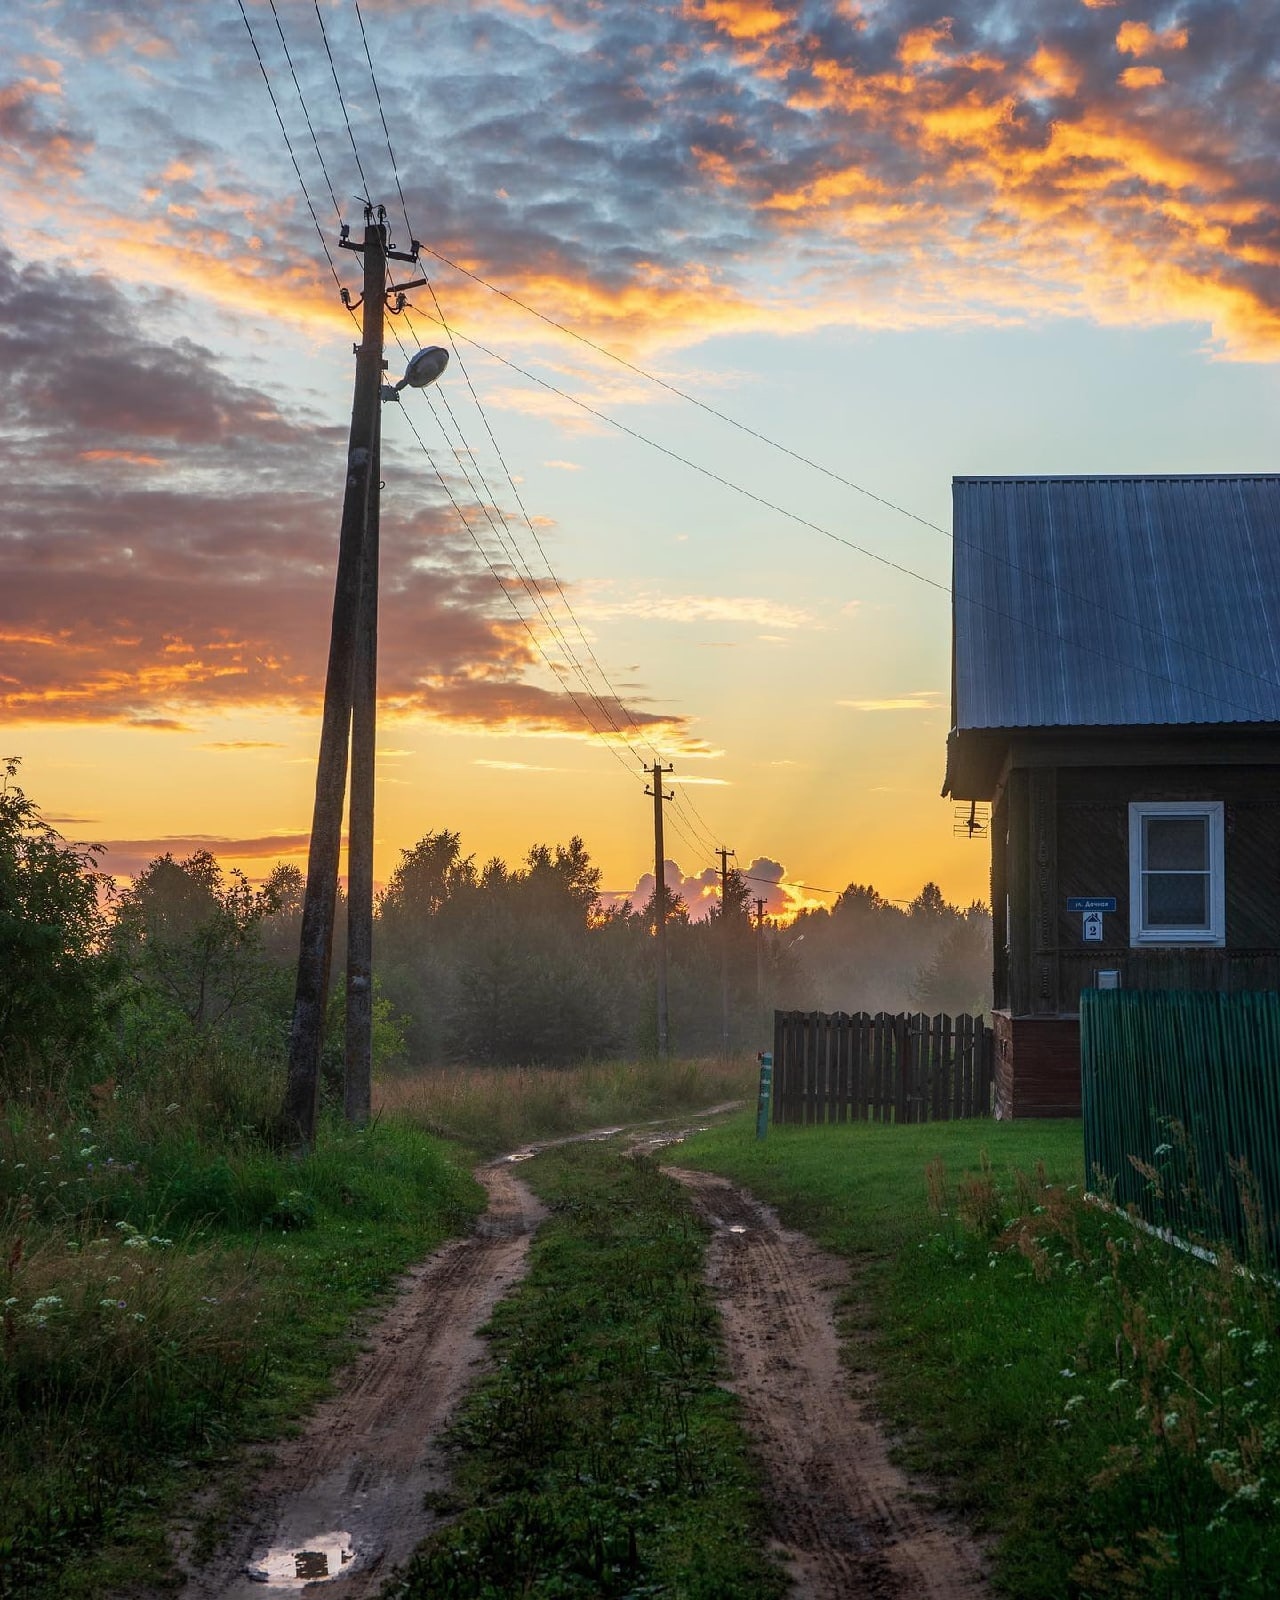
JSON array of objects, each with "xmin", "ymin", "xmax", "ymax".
[{"xmin": 1, "ymin": 761, "xmax": 992, "ymax": 1098}]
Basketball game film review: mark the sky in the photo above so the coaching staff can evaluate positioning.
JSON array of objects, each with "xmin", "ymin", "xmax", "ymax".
[{"xmin": 3, "ymin": 0, "xmax": 1279, "ymax": 920}]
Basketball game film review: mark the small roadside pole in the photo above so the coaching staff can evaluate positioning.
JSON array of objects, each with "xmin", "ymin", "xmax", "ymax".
[{"xmin": 755, "ymin": 1051, "xmax": 773, "ymax": 1140}]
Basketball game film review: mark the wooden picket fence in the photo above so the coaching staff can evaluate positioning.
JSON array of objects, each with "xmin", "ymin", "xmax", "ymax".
[{"xmin": 772, "ymin": 1010, "xmax": 995, "ymax": 1125}]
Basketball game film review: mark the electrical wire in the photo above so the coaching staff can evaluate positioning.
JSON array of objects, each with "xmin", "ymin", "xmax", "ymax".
[
  {"xmin": 241, "ymin": 1, "xmax": 1280, "ymax": 908},
  {"xmin": 343, "ymin": 10, "xmax": 698, "ymax": 777},
  {"xmin": 235, "ymin": 0, "xmax": 350, "ymax": 298},
  {"xmin": 268, "ymin": 0, "xmax": 341, "ymax": 221},
  {"xmin": 351, "ymin": 0, "xmax": 413, "ymax": 246},
  {"xmin": 239, "ymin": 2, "xmax": 751, "ymax": 887},
  {"xmin": 401, "ymin": 302, "xmax": 1280, "ymax": 728},
  {"xmin": 417, "ymin": 247, "xmax": 1280, "ymax": 713},
  {"xmin": 313, "ymin": 0, "xmax": 370, "ymax": 197}
]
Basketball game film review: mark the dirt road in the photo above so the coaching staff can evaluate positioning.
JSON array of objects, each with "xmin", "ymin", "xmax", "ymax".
[
  {"xmin": 178, "ymin": 1158, "xmax": 547, "ymax": 1599},
  {"xmin": 180, "ymin": 1118, "xmax": 989, "ymax": 1599},
  {"xmin": 666, "ymin": 1165, "xmax": 991, "ymax": 1600}
]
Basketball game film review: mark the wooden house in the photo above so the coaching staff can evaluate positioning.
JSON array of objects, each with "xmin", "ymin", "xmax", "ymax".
[{"xmin": 943, "ymin": 475, "xmax": 1280, "ymax": 1118}]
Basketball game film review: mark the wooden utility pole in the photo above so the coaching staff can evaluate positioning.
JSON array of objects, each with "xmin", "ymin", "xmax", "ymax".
[
  {"xmin": 344, "ymin": 391, "xmax": 380, "ymax": 1131},
  {"xmin": 281, "ymin": 205, "xmax": 425, "ymax": 1149},
  {"xmin": 717, "ymin": 846, "xmax": 735, "ymax": 1057},
  {"xmin": 646, "ymin": 762, "xmax": 674, "ymax": 1058},
  {"xmin": 754, "ymin": 896, "xmax": 767, "ymax": 1006}
]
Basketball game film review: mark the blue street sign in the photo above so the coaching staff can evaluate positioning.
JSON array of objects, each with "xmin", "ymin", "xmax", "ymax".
[{"xmin": 1067, "ymin": 896, "xmax": 1117, "ymax": 913}]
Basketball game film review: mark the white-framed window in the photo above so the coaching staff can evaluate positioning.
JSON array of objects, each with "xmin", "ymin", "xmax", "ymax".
[{"xmin": 1128, "ymin": 801, "xmax": 1225, "ymax": 947}]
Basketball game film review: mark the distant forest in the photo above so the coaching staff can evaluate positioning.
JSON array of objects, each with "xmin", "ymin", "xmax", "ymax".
[{"xmin": 3, "ymin": 764, "xmax": 992, "ymax": 1088}]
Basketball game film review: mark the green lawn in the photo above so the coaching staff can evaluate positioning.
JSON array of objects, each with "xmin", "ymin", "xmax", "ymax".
[{"xmin": 667, "ymin": 1113, "xmax": 1280, "ymax": 1599}]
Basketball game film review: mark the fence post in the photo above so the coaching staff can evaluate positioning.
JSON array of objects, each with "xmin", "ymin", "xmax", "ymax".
[{"xmin": 756, "ymin": 1051, "xmax": 773, "ymax": 1140}]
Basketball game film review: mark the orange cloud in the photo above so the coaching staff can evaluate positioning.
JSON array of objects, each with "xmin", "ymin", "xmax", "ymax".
[
  {"xmin": 686, "ymin": 0, "xmax": 790, "ymax": 43},
  {"xmin": 1119, "ymin": 65, "xmax": 1167, "ymax": 89},
  {"xmin": 1023, "ymin": 45, "xmax": 1083, "ymax": 99},
  {"xmin": 77, "ymin": 449, "xmax": 164, "ymax": 466},
  {"xmin": 899, "ymin": 20, "xmax": 954, "ymax": 66},
  {"xmin": 1116, "ymin": 21, "xmax": 1189, "ymax": 55}
]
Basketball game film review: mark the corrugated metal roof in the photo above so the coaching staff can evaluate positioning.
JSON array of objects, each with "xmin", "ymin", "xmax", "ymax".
[{"xmin": 952, "ymin": 475, "xmax": 1280, "ymax": 730}]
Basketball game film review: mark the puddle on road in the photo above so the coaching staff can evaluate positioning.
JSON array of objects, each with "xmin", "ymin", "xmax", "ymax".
[
  {"xmin": 727, "ymin": 1225, "xmax": 748, "ymax": 1234},
  {"xmin": 504, "ymin": 1150, "xmax": 535, "ymax": 1163},
  {"xmin": 246, "ymin": 1531, "xmax": 353, "ymax": 1586}
]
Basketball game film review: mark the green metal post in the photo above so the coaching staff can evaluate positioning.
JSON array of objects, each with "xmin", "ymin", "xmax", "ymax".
[{"xmin": 756, "ymin": 1052, "xmax": 773, "ymax": 1140}]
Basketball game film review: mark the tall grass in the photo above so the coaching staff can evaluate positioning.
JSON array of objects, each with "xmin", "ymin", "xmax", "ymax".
[
  {"xmin": 0, "ymin": 1109, "xmax": 481, "ymax": 1598},
  {"xmin": 376, "ymin": 1054, "xmax": 755, "ymax": 1155}
]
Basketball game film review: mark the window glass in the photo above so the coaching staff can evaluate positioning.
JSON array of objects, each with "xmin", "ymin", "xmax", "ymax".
[
  {"xmin": 1143, "ymin": 873, "xmax": 1208, "ymax": 928},
  {"xmin": 1144, "ymin": 817, "xmax": 1207, "ymax": 872},
  {"xmin": 1129, "ymin": 802, "xmax": 1222, "ymax": 946}
]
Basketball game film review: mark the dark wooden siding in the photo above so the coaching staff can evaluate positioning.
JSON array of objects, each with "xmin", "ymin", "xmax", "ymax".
[{"xmin": 1003, "ymin": 763, "xmax": 1280, "ymax": 1014}]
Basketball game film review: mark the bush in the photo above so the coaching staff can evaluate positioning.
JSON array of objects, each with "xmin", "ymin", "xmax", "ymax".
[{"xmin": 0, "ymin": 760, "xmax": 114, "ymax": 1096}]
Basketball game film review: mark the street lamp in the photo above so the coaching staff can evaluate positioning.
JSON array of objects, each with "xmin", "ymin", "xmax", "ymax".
[{"xmin": 382, "ymin": 346, "xmax": 449, "ymax": 401}]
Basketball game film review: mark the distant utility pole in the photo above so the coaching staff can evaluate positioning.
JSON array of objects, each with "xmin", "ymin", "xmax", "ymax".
[
  {"xmin": 754, "ymin": 896, "xmax": 767, "ymax": 1007},
  {"xmin": 717, "ymin": 846, "xmax": 736, "ymax": 1057},
  {"xmin": 646, "ymin": 762, "xmax": 674, "ymax": 1059},
  {"xmin": 281, "ymin": 204, "xmax": 426, "ymax": 1150}
]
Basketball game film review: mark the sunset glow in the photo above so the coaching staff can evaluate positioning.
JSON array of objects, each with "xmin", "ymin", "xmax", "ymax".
[{"xmin": 4, "ymin": 0, "xmax": 1278, "ymax": 916}]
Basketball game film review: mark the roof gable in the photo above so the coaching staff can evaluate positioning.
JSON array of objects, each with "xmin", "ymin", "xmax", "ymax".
[{"xmin": 952, "ymin": 474, "xmax": 1280, "ymax": 732}]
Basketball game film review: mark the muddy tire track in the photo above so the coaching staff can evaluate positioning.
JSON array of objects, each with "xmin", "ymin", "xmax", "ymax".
[
  {"xmin": 666, "ymin": 1166, "xmax": 991, "ymax": 1600},
  {"xmin": 178, "ymin": 1160, "xmax": 547, "ymax": 1599}
]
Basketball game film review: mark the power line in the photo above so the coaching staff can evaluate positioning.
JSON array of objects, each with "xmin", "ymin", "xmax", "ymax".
[
  {"xmin": 390, "ymin": 385, "xmax": 648, "ymax": 786},
  {"xmin": 395, "ymin": 319, "xmax": 656, "ymax": 768},
  {"xmin": 268, "ymin": 0, "xmax": 341, "ymax": 221},
  {"xmin": 351, "ymin": 0, "xmax": 413, "ymax": 245},
  {"xmin": 417, "ymin": 249, "xmax": 1280, "ymax": 714},
  {"xmin": 343, "ymin": 10, "xmax": 691, "ymax": 777},
  {"xmin": 312, "ymin": 0, "xmax": 369, "ymax": 197},
  {"xmin": 235, "ymin": 0, "xmax": 349, "ymax": 298},
  {"xmin": 402, "ymin": 302, "xmax": 654, "ymax": 761},
  {"xmin": 417, "ymin": 242, "xmax": 950, "ymax": 535},
  {"xmin": 237, "ymin": 4, "xmax": 748, "ymax": 877},
  {"xmin": 240, "ymin": 10, "xmax": 837, "ymax": 900},
  {"xmin": 330, "ymin": 21, "xmax": 665, "ymax": 781},
  {"xmin": 401, "ymin": 303, "xmax": 1280, "ymax": 727}
]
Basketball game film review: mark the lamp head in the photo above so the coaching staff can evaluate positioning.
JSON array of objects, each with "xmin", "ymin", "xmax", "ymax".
[{"xmin": 398, "ymin": 346, "xmax": 449, "ymax": 390}]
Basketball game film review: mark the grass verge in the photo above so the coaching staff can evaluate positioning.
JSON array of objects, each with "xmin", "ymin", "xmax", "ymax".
[
  {"xmin": 375, "ymin": 1055, "xmax": 754, "ymax": 1157},
  {"xmin": 1, "ymin": 1116, "xmax": 482, "ymax": 1599},
  {"xmin": 389, "ymin": 1140, "xmax": 786, "ymax": 1600},
  {"xmin": 667, "ymin": 1114, "xmax": 1280, "ymax": 1598}
]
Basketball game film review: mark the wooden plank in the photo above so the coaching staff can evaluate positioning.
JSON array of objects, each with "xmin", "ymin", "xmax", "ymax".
[
  {"xmin": 916, "ymin": 1014, "xmax": 928, "ymax": 1123},
  {"xmin": 773, "ymin": 1012, "xmax": 789, "ymax": 1124},
  {"xmin": 872, "ymin": 1012, "xmax": 887, "ymax": 1122},
  {"xmin": 836, "ymin": 1013, "xmax": 851, "ymax": 1124},
  {"xmin": 959, "ymin": 1013, "xmax": 972, "ymax": 1117},
  {"xmin": 1007, "ymin": 768, "xmax": 1033, "ymax": 1016},
  {"xmin": 931, "ymin": 1012, "xmax": 944, "ymax": 1121},
  {"xmin": 894, "ymin": 1013, "xmax": 909, "ymax": 1125},
  {"xmin": 1028, "ymin": 767, "xmax": 1060, "ymax": 1016},
  {"xmin": 802, "ymin": 1012, "xmax": 815, "ymax": 1125},
  {"xmin": 948, "ymin": 1013, "xmax": 962, "ymax": 1121},
  {"xmin": 853, "ymin": 1013, "xmax": 868, "ymax": 1120}
]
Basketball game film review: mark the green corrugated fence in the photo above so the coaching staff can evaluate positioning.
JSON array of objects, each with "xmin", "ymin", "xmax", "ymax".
[{"xmin": 1080, "ymin": 989, "xmax": 1280, "ymax": 1266}]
